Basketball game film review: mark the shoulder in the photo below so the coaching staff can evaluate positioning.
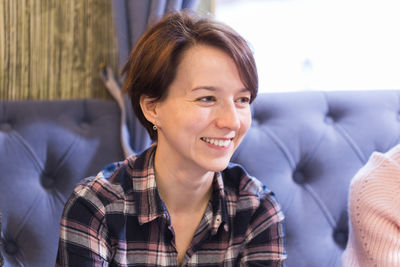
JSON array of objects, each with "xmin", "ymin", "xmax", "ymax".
[
  {"xmin": 222, "ymin": 162, "xmax": 266, "ymax": 194},
  {"xmin": 344, "ymin": 145, "xmax": 400, "ymax": 266},
  {"xmin": 65, "ymin": 145, "xmax": 156, "ymax": 215},
  {"xmin": 222, "ymin": 163, "xmax": 283, "ymax": 223},
  {"xmin": 350, "ymin": 144, "xmax": 400, "ymax": 197},
  {"xmin": 222, "ymin": 162, "xmax": 273, "ymax": 200},
  {"xmin": 66, "ymin": 160, "xmax": 130, "ymax": 213},
  {"xmin": 347, "ymin": 144, "xmax": 400, "ymax": 234}
]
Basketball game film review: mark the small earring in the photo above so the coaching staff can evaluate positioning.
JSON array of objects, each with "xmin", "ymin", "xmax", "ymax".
[{"xmin": 153, "ymin": 125, "xmax": 158, "ymax": 131}]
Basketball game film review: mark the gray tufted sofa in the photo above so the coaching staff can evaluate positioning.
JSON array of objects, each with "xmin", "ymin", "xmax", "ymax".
[
  {"xmin": 1, "ymin": 90, "xmax": 400, "ymax": 266},
  {"xmin": 0, "ymin": 99, "xmax": 124, "ymax": 266}
]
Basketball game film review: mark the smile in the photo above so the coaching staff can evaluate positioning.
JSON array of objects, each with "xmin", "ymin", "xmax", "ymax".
[{"xmin": 200, "ymin": 137, "xmax": 233, "ymax": 148}]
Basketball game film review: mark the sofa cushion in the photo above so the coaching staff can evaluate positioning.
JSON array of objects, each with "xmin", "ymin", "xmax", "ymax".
[
  {"xmin": 0, "ymin": 99, "xmax": 124, "ymax": 266},
  {"xmin": 232, "ymin": 90, "xmax": 400, "ymax": 267}
]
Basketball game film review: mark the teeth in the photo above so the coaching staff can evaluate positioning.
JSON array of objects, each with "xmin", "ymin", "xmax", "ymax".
[{"xmin": 202, "ymin": 137, "xmax": 231, "ymax": 147}]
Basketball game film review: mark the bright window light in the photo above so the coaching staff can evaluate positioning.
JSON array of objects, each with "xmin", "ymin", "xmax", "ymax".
[{"xmin": 215, "ymin": 0, "xmax": 400, "ymax": 92}]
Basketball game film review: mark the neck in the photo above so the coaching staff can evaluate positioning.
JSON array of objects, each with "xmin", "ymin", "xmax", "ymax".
[{"xmin": 153, "ymin": 146, "xmax": 214, "ymax": 214}]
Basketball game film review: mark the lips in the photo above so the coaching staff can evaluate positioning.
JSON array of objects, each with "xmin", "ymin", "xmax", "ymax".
[{"xmin": 200, "ymin": 137, "xmax": 233, "ymax": 148}]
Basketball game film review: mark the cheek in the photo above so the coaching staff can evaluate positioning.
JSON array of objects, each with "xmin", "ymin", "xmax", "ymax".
[
  {"xmin": 173, "ymin": 108, "xmax": 210, "ymax": 133},
  {"xmin": 240, "ymin": 110, "xmax": 252, "ymax": 134}
]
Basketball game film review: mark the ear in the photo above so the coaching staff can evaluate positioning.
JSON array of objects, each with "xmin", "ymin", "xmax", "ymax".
[{"xmin": 140, "ymin": 95, "xmax": 160, "ymax": 126}]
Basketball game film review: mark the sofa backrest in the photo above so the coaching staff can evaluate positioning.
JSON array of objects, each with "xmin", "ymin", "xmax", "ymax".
[
  {"xmin": 1, "ymin": 91, "xmax": 400, "ymax": 266},
  {"xmin": 232, "ymin": 90, "xmax": 400, "ymax": 267},
  {"xmin": 0, "ymin": 99, "xmax": 124, "ymax": 267}
]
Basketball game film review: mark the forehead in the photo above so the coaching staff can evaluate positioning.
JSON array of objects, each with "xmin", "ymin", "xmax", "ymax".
[
  {"xmin": 179, "ymin": 44, "xmax": 233, "ymax": 68},
  {"xmin": 172, "ymin": 45, "xmax": 245, "ymax": 91}
]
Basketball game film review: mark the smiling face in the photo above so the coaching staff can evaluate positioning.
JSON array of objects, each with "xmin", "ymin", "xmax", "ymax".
[{"xmin": 142, "ymin": 44, "xmax": 252, "ymax": 174}]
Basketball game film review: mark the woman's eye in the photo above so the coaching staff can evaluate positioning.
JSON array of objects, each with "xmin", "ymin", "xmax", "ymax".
[
  {"xmin": 237, "ymin": 96, "xmax": 251, "ymax": 104},
  {"xmin": 197, "ymin": 96, "xmax": 216, "ymax": 102}
]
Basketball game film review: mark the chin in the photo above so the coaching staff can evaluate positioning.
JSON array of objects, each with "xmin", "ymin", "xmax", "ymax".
[{"xmin": 203, "ymin": 159, "xmax": 231, "ymax": 172}]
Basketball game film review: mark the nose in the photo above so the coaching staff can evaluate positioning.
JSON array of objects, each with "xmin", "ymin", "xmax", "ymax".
[{"xmin": 215, "ymin": 101, "xmax": 240, "ymax": 130}]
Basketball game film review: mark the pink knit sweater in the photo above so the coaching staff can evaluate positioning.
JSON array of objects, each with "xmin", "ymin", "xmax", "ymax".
[{"xmin": 342, "ymin": 144, "xmax": 400, "ymax": 267}]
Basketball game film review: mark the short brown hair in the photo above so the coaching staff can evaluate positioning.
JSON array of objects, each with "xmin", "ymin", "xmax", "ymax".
[{"xmin": 122, "ymin": 10, "xmax": 258, "ymax": 140}]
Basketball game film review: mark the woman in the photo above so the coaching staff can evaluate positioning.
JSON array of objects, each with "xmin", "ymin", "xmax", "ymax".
[
  {"xmin": 342, "ymin": 144, "xmax": 400, "ymax": 266},
  {"xmin": 56, "ymin": 11, "xmax": 286, "ymax": 266}
]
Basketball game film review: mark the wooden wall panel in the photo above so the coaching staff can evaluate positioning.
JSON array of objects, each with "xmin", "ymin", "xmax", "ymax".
[{"xmin": 0, "ymin": 0, "xmax": 119, "ymax": 100}]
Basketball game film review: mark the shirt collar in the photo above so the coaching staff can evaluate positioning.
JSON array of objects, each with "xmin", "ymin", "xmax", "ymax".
[
  {"xmin": 210, "ymin": 172, "xmax": 230, "ymax": 234},
  {"xmin": 128, "ymin": 144, "xmax": 166, "ymax": 225},
  {"xmin": 127, "ymin": 143, "xmax": 229, "ymax": 232}
]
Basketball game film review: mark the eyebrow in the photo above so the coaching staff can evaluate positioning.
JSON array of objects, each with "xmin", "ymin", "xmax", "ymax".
[{"xmin": 190, "ymin": 86, "xmax": 250, "ymax": 93}]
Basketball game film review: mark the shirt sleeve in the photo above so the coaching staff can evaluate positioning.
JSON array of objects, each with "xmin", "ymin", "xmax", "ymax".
[
  {"xmin": 56, "ymin": 181, "xmax": 111, "ymax": 266},
  {"xmin": 342, "ymin": 150, "xmax": 400, "ymax": 266},
  {"xmin": 238, "ymin": 192, "xmax": 287, "ymax": 267}
]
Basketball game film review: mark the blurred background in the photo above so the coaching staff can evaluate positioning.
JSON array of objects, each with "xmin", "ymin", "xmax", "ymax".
[
  {"xmin": 0, "ymin": 0, "xmax": 118, "ymax": 100},
  {"xmin": 214, "ymin": 0, "xmax": 400, "ymax": 93}
]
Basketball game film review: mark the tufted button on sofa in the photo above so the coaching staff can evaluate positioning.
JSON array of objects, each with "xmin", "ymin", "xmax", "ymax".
[
  {"xmin": 1, "ymin": 90, "xmax": 400, "ymax": 266},
  {"xmin": 0, "ymin": 99, "xmax": 124, "ymax": 267}
]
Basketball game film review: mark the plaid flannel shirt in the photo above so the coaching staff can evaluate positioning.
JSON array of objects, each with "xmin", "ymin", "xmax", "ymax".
[{"xmin": 56, "ymin": 145, "xmax": 286, "ymax": 266}]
